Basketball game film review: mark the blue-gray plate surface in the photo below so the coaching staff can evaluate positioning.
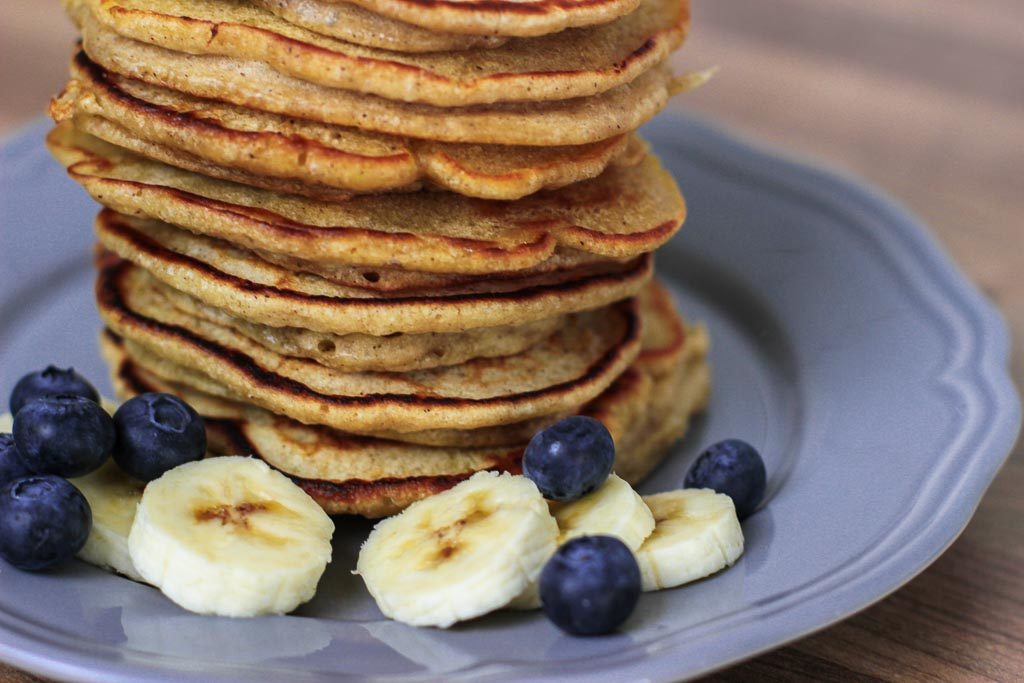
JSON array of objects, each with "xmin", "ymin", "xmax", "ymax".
[{"xmin": 0, "ymin": 115, "xmax": 1018, "ymax": 682}]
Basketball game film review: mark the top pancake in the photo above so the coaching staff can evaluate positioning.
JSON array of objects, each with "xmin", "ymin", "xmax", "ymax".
[
  {"xmin": 306, "ymin": 0, "xmax": 643, "ymax": 38},
  {"xmin": 75, "ymin": 9, "xmax": 687, "ymax": 145},
  {"xmin": 249, "ymin": 0, "xmax": 508, "ymax": 52},
  {"xmin": 68, "ymin": 0, "xmax": 687, "ymax": 106},
  {"xmin": 52, "ymin": 52, "xmax": 645, "ymax": 200}
]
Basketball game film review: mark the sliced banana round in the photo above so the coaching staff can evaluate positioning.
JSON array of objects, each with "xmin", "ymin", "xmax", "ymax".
[
  {"xmin": 128, "ymin": 456, "xmax": 335, "ymax": 617},
  {"xmin": 72, "ymin": 461, "xmax": 147, "ymax": 582},
  {"xmin": 554, "ymin": 474, "xmax": 656, "ymax": 548},
  {"xmin": 636, "ymin": 489, "xmax": 744, "ymax": 592},
  {"xmin": 356, "ymin": 471, "xmax": 557, "ymax": 628},
  {"xmin": 508, "ymin": 473, "xmax": 655, "ymax": 610}
]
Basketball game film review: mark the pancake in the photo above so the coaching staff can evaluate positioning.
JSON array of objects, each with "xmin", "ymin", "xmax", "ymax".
[
  {"xmin": 77, "ymin": 18, "xmax": 686, "ymax": 146},
  {"xmin": 69, "ymin": 0, "xmax": 687, "ymax": 106},
  {"xmin": 637, "ymin": 279, "xmax": 688, "ymax": 376},
  {"xmin": 97, "ymin": 258, "xmax": 643, "ymax": 433},
  {"xmin": 296, "ymin": 0, "xmax": 643, "ymax": 39},
  {"xmin": 53, "ymin": 54, "xmax": 645, "ymax": 200},
  {"xmin": 611, "ymin": 338, "xmax": 707, "ymax": 483},
  {"xmin": 250, "ymin": 0, "xmax": 507, "ymax": 52},
  {"xmin": 248, "ymin": 250, "xmax": 611, "ymax": 294},
  {"xmin": 102, "ymin": 274, "xmax": 687, "ymax": 451},
  {"xmin": 617, "ymin": 281, "xmax": 710, "ymax": 481},
  {"xmin": 121, "ymin": 336, "xmax": 562, "ymax": 447},
  {"xmin": 145, "ymin": 274, "xmax": 566, "ymax": 372},
  {"xmin": 373, "ymin": 282, "xmax": 692, "ymax": 447},
  {"xmin": 50, "ymin": 127, "xmax": 684, "ymax": 275},
  {"xmin": 100, "ymin": 291, "xmax": 710, "ymax": 516},
  {"xmin": 103, "ymin": 335, "xmax": 611, "ymax": 517},
  {"xmin": 95, "ymin": 211, "xmax": 653, "ymax": 335}
]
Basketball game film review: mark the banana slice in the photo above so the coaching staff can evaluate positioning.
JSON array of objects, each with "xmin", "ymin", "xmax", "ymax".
[
  {"xmin": 554, "ymin": 474, "xmax": 656, "ymax": 548},
  {"xmin": 128, "ymin": 456, "xmax": 335, "ymax": 617},
  {"xmin": 356, "ymin": 471, "xmax": 557, "ymax": 628},
  {"xmin": 636, "ymin": 489, "xmax": 744, "ymax": 591},
  {"xmin": 72, "ymin": 461, "xmax": 147, "ymax": 582},
  {"xmin": 508, "ymin": 473, "xmax": 655, "ymax": 609}
]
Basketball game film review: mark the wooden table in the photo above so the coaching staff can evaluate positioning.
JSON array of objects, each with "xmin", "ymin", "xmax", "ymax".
[{"xmin": 0, "ymin": 0, "xmax": 1020, "ymax": 680}]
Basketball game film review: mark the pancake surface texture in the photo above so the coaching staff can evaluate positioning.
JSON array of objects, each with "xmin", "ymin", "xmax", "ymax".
[
  {"xmin": 140, "ymin": 273, "xmax": 567, "ymax": 372},
  {"xmin": 69, "ymin": 0, "xmax": 688, "ymax": 107},
  {"xmin": 95, "ymin": 211, "xmax": 654, "ymax": 335},
  {"xmin": 76, "ymin": 17, "xmax": 683, "ymax": 146},
  {"xmin": 50, "ymin": 126, "xmax": 683, "ymax": 274},
  {"xmin": 309, "ymin": 0, "xmax": 643, "ymax": 38},
  {"xmin": 53, "ymin": 53, "xmax": 645, "ymax": 199},
  {"xmin": 97, "ymin": 258, "xmax": 644, "ymax": 432},
  {"xmin": 249, "ymin": 0, "xmax": 508, "ymax": 52}
]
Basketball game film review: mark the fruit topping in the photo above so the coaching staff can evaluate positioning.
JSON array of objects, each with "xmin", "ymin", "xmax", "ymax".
[
  {"xmin": 112, "ymin": 393, "xmax": 206, "ymax": 481},
  {"xmin": 0, "ymin": 475, "xmax": 92, "ymax": 571},
  {"xmin": 684, "ymin": 439, "xmax": 766, "ymax": 519},
  {"xmin": 0, "ymin": 434, "xmax": 32, "ymax": 486},
  {"xmin": 13, "ymin": 395, "xmax": 115, "ymax": 477},
  {"xmin": 72, "ymin": 462, "xmax": 147, "ymax": 582},
  {"xmin": 635, "ymin": 489, "xmax": 744, "ymax": 591},
  {"xmin": 357, "ymin": 471, "xmax": 557, "ymax": 628},
  {"xmin": 539, "ymin": 535, "xmax": 641, "ymax": 636},
  {"xmin": 522, "ymin": 416, "xmax": 615, "ymax": 502},
  {"xmin": 9, "ymin": 366, "xmax": 99, "ymax": 415},
  {"xmin": 128, "ymin": 456, "xmax": 334, "ymax": 617},
  {"xmin": 508, "ymin": 473, "xmax": 654, "ymax": 610}
]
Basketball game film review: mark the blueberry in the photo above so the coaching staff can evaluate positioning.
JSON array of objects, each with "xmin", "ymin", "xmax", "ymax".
[
  {"xmin": 539, "ymin": 535, "xmax": 641, "ymax": 636},
  {"xmin": 684, "ymin": 439, "xmax": 766, "ymax": 519},
  {"xmin": 13, "ymin": 395, "xmax": 115, "ymax": 478},
  {"xmin": 0, "ymin": 475, "xmax": 92, "ymax": 571},
  {"xmin": 112, "ymin": 393, "xmax": 206, "ymax": 481},
  {"xmin": 522, "ymin": 416, "xmax": 614, "ymax": 501},
  {"xmin": 9, "ymin": 366, "xmax": 99, "ymax": 415},
  {"xmin": 0, "ymin": 435, "xmax": 33, "ymax": 485}
]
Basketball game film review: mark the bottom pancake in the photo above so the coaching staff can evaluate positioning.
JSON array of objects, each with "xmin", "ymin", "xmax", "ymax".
[{"xmin": 99, "ymin": 287, "xmax": 709, "ymax": 517}]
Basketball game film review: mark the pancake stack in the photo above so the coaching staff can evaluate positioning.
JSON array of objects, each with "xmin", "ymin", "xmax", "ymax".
[{"xmin": 48, "ymin": 0, "xmax": 710, "ymax": 517}]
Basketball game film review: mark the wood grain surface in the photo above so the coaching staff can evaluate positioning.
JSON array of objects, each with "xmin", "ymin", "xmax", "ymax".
[{"xmin": 0, "ymin": 0, "xmax": 1020, "ymax": 680}]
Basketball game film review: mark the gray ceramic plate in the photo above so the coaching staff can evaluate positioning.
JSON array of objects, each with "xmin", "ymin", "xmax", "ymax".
[{"xmin": 0, "ymin": 115, "xmax": 1018, "ymax": 682}]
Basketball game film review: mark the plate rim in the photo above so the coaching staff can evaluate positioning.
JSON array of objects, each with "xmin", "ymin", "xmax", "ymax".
[{"xmin": 0, "ymin": 113, "xmax": 1018, "ymax": 683}]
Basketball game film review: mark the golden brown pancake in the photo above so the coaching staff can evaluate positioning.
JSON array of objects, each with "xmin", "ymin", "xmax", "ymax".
[
  {"xmin": 95, "ymin": 211, "xmax": 654, "ymax": 335},
  {"xmin": 250, "ymin": 0, "xmax": 507, "ymax": 52},
  {"xmin": 97, "ymin": 258, "xmax": 643, "ymax": 433},
  {"xmin": 143, "ymin": 273, "xmax": 567, "ymax": 372},
  {"xmin": 50, "ymin": 127, "xmax": 684, "ymax": 276},
  {"xmin": 69, "ymin": 0, "xmax": 687, "ymax": 106},
  {"xmin": 76, "ymin": 18, "xmax": 684, "ymax": 146},
  {"xmin": 301, "ymin": 0, "xmax": 642, "ymax": 39},
  {"xmin": 246, "ymin": 250, "xmax": 612, "ymax": 294},
  {"xmin": 53, "ymin": 53, "xmax": 645, "ymax": 199}
]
